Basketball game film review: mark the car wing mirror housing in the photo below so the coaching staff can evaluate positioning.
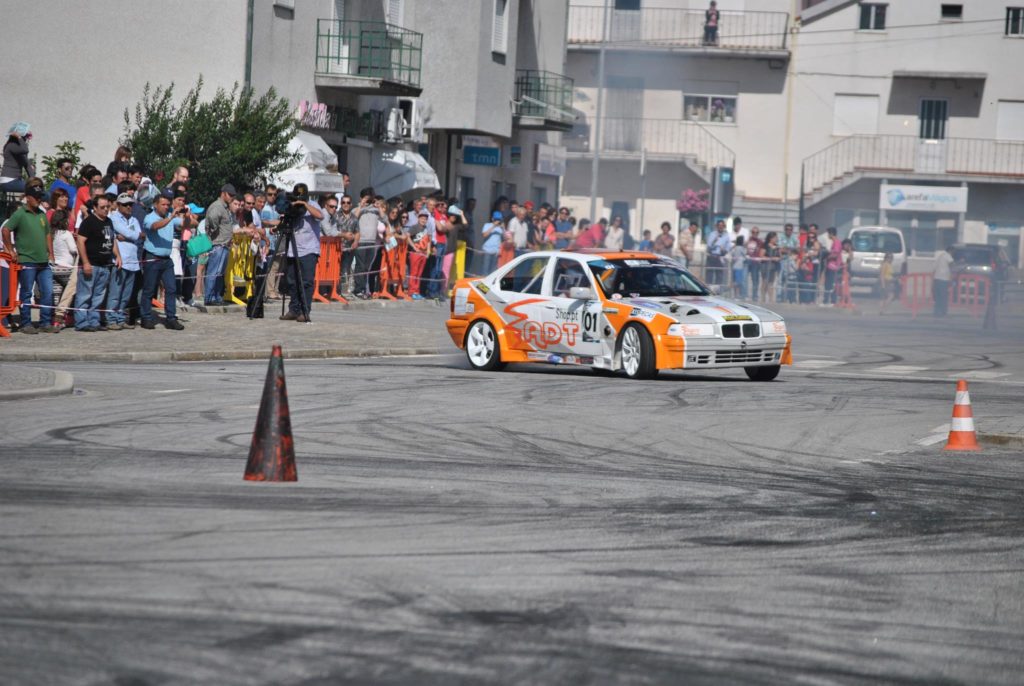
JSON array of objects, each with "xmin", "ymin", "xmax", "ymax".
[{"xmin": 570, "ymin": 286, "xmax": 595, "ymax": 300}]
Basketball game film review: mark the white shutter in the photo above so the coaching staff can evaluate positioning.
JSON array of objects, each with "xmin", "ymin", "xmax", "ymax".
[
  {"xmin": 996, "ymin": 101, "xmax": 1024, "ymax": 141},
  {"xmin": 832, "ymin": 94, "xmax": 879, "ymax": 136},
  {"xmin": 386, "ymin": 0, "xmax": 403, "ymax": 25},
  {"xmin": 492, "ymin": 0, "xmax": 508, "ymax": 54}
]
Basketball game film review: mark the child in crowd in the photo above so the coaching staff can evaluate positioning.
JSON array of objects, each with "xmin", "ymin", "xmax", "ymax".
[
  {"xmin": 730, "ymin": 235, "xmax": 747, "ymax": 298},
  {"xmin": 780, "ymin": 247, "xmax": 798, "ymax": 303},
  {"xmin": 638, "ymin": 230, "xmax": 653, "ymax": 252}
]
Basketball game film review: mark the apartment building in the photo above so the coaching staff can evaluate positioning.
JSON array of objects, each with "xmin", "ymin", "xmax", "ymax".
[
  {"xmin": 561, "ymin": 0, "xmax": 1024, "ymax": 264},
  {"xmin": 0, "ymin": 0, "xmax": 573, "ymax": 229}
]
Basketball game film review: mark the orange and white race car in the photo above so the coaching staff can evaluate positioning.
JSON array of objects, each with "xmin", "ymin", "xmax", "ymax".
[{"xmin": 446, "ymin": 251, "xmax": 792, "ymax": 380}]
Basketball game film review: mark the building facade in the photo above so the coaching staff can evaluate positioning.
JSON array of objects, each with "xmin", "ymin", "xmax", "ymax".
[
  {"xmin": 560, "ymin": 0, "xmax": 1024, "ymax": 265},
  {"xmin": 0, "ymin": 0, "xmax": 573, "ymax": 230}
]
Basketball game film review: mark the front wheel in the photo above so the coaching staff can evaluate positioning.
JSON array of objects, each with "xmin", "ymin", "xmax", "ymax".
[
  {"xmin": 465, "ymin": 320, "xmax": 505, "ymax": 372},
  {"xmin": 745, "ymin": 365, "xmax": 780, "ymax": 381},
  {"xmin": 619, "ymin": 323, "xmax": 658, "ymax": 379}
]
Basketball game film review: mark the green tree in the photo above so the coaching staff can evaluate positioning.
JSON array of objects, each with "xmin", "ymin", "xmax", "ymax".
[
  {"xmin": 40, "ymin": 141, "xmax": 85, "ymax": 187},
  {"xmin": 123, "ymin": 78, "xmax": 297, "ymax": 206}
]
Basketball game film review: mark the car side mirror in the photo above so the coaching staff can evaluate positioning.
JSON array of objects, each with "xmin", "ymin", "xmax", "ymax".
[
  {"xmin": 708, "ymin": 284, "xmax": 723, "ymax": 295},
  {"xmin": 569, "ymin": 286, "xmax": 595, "ymax": 300}
]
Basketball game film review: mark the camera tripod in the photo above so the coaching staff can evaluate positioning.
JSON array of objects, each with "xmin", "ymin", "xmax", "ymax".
[{"xmin": 247, "ymin": 221, "xmax": 312, "ymax": 323}]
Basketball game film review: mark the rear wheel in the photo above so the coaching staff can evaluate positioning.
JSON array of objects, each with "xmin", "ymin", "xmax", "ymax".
[
  {"xmin": 745, "ymin": 365, "xmax": 780, "ymax": 381},
  {"xmin": 465, "ymin": 320, "xmax": 505, "ymax": 371},
  {"xmin": 619, "ymin": 324, "xmax": 658, "ymax": 379}
]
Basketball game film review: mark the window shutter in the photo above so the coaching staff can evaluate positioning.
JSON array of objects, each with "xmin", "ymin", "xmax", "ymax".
[
  {"xmin": 386, "ymin": 0, "xmax": 403, "ymax": 25},
  {"xmin": 492, "ymin": 0, "xmax": 508, "ymax": 53}
]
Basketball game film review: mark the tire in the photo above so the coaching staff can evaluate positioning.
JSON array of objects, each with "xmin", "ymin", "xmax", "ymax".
[
  {"xmin": 619, "ymin": 323, "xmax": 658, "ymax": 379},
  {"xmin": 745, "ymin": 365, "xmax": 780, "ymax": 381},
  {"xmin": 465, "ymin": 320, "xmax": 505, "ymax": 372}
]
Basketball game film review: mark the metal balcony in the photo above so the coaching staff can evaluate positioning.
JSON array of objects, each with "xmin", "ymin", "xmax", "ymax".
[
  {"xmin": 802, "ymin": 135, "xmax": 1024, "ymax": 204},
  {"xmin": 513, "ymin": 70, "xmax": 575, "ymax": 131},
  {"xmin": 563, "ymin": 117, "xmax": 734, "ymax": 183},
  {"xmin": 314, "ymin": 19, "xmax": 423, "ymax": 96},
  {"xmin": 567, "ymin": 5, "xmax": 789, "ymax": 59}
]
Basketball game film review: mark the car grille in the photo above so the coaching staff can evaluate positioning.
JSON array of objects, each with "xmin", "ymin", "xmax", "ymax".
[
  {"xmin": 715, "ymin": 350, "xmax": 777, "ymax": 364},
  {"xmin": 721, "ymin": 323, "xmax": 761, "ymax": 338}
]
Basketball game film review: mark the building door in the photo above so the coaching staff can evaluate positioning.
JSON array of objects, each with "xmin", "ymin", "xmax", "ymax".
[
  {"xmin": 603, "ymin": 76, "xmax": 644, "ymax": 152},
  {"xmin": 916, "ymin": 99, "xmax": 949, "ymax": 173},
  {"xmin": 919, "ymin": 99, "xmax": 948, "ymax": 140}
]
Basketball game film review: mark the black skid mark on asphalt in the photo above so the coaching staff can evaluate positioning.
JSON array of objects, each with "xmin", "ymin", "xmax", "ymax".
[
  {"xmin": 436, "ymin": 604, "xmax": 590, "ymax": 633},
  {"xmin": 215, "ymin": 625, "xmax": 331, "ymax": 650}
]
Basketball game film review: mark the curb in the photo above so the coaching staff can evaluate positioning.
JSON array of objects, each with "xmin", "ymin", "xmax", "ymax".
[
  {"xmin": 978, "ymin": 432, "xmax": 1024, "ymax": 448},
  {"xmin": 0, "ymin": 369, "xmax": 75, "ymax": 401},
  {"xmin": 0, "ymin": 347, "xmax": 447, "ymax": 364},
  {"xmin": 189, "ymin": 299, "xmax": 447, "ymax": 314}
]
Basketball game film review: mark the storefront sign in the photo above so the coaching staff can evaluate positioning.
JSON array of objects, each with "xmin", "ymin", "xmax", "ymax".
[
  {"xmin": 534, "ymin": 143, "xmax": 567, "ymax": 176},
  {"xmin": 880, "ymin": 184, "xmax": 967, "ymax": 213},
  {"xmin": 463, "ymin": 136, "xmax": 501, "ymax": 167},
  {"xmin": 506, "ymin": 145, "xmax": 522, "ymax": 168},
  {"xmin": 298, "ymin": 100, "xmax": 337, "ymax": 131}
]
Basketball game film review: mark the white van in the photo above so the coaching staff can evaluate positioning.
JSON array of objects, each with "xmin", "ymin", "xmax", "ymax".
[{"xmin": 848, "ymin": 227, "xmax": 907, "ymax": 292}]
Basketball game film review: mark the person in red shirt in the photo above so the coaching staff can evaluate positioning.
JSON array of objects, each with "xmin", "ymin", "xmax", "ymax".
[{"xmin": 570, "ymin": 219, "xmax": 603, "ymax": 250}]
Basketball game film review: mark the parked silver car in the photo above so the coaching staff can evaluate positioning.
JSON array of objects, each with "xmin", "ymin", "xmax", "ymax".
[{"xmin": 848, "ymin": 227, "xmax": 906, "ymax": 292}]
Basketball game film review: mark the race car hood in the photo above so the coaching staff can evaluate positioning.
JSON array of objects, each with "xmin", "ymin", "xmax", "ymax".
[{"xmin": 615, "ymin": 296, "xmax": 783, "ymax": 324}]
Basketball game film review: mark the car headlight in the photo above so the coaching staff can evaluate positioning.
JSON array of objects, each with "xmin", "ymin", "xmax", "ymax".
[
  {"xmin": 668, "ymin": 323, "xmax": 714, "ymax": 337},
  {"xmin": 766, "ymin": 320, "xmax": 787, "ymax": 335}
]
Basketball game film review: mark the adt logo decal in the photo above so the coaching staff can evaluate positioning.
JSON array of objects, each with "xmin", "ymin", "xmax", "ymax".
[{"xmin": 886, "ymin": 188, "xmax": 905, "ymax": 207}]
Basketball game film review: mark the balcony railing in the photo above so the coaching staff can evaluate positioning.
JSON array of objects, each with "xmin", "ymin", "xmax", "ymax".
[
  {"xmin": 315, "ymin": 19, "xmax": 422, "ymax": 90},
  {"xmin": 514, "ymin": 70, "xmax": 575, "ymax": 126},
  {"xmin": 564, "ymin": 117, "xmax": 735, "ymax": 172},
  {"xmin": 568, "ymin": 5, "xmax": 789, "ymax": 51},
  {"xmin": 803, "ymin": 135, "xmax": 1024, "ymax": 194}
]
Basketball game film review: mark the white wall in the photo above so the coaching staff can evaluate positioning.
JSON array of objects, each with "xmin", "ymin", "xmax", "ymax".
[{"xmin": 0, "ymin": 0, "xmax": 247, "ymax": 170}]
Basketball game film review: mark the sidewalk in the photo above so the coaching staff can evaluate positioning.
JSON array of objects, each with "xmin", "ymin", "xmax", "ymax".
[
  {"xmin": 0, "ymin": 364, "xmax": 74, "ymax": 401},
  {"xmin": 1, "ymin": 299, "xmax": 454, "ymax": 363}
]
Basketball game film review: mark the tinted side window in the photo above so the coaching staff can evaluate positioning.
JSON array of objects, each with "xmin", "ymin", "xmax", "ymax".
[
  {"xmin": 499, "ymin": 257, "xmax": 549, "ymax": 294},
  {"xmin": 551, "ymin": 259, "xmax": 591, "ymax": 296}
]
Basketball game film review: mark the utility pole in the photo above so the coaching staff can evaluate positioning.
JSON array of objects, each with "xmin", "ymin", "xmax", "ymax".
[{"xmin": 588, "ymin": 0, "xmax": 610, "ymax": 223}]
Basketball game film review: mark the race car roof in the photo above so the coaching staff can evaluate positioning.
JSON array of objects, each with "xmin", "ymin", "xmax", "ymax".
[{"xmin": 518, "ymin": 250, "xmax": 662, "ymax": 262}]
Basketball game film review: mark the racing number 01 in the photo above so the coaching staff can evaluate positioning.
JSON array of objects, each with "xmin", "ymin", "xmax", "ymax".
[{"xmin": 583, "ymin": 311, "xmax": 598, "ymax": 335}]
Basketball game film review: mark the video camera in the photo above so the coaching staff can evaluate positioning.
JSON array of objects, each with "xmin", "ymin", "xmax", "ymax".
[{"xmin": 278, "ymin": 183, "xmax": 310, "ymax": 232}]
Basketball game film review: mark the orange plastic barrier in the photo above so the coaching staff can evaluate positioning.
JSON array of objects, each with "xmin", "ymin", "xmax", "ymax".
[
  {"xmin": 314, "ymin": 237, "xmax": 347, "ymax": 304},
  {"xmin": 375, "ymin": 239, "xmax": 411, "ymax": 300},
  {"xmin": 950, "ymin": 274, "xmax": 990, "ymax": 318},
  {"xmin": 900, "ymin": 273, "xmax": 933, "ymax": 319},
  {"xmin": 0, "ymin": 251, "xmax": 21, "ymax": 338}
]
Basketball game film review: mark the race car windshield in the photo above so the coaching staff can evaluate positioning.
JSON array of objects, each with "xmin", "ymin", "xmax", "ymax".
[{"xmin": 588, "ymin": 259, "xmax": 710, "ymax": 298}]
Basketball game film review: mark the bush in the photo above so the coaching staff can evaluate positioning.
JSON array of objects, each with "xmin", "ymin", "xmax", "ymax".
[
  {"xmin": 123, "ymin": 78, "xmax": 298, "ymax": 206},
  {"xmin": 40, "ymin": 141, "xmax": 85, "ymax": 187}
]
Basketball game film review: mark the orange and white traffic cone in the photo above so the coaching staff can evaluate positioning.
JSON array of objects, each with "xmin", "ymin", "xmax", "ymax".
[{"xmin": 944, "ymin": 379, "xmax": 981, "ymax": 451}]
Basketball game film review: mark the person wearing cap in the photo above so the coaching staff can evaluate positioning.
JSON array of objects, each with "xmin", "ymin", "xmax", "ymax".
[
  {"xmin": 0, "ymin": 123, "xmax": 35, "ymax": 193},
  {"xmin": 140, "ymin": 193, "xmax": 190, "ymax": 330},
  {"xmin": 74, "ymin": 193, "xmax": 122, "ymax": 332},
  {"xmin": 480, "ymin": 210, "xmax": 504, "ymax": 275},
  {"xmin": 280, "ymin": 182, "xmax": 323, "ymax": 321},
  {"xmin": 2, "ymin": 180, "xmax": 58, "ymax": 332},
  {"xmin": 201, "ymin": 183, "xmax": 238, "ymax": 305},
  {"xmin": 107, "ymin": 193, "xmax": 143, "ymax": 330}
]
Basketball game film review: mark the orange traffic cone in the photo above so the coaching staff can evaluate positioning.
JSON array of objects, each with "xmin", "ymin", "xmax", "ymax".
[
  {"xmin": 244, "ymin": 345, "xmax": 298, "ymax": 481},
  {"xmin": 943, "ymin": 379, "xmax": 981, "ymax": 451}
]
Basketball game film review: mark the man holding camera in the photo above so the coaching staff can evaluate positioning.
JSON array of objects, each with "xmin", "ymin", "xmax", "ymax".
[
  {"xmin": 140, "ymin": 192, "xmax": 191, "ymax": 330},
  {"xmin": 280, "ymin": 183, "xmax": 323, "ymax": 322},
  {"xmin": 203, "ymin": 183, "xmax": 238, "ymax": 306}
]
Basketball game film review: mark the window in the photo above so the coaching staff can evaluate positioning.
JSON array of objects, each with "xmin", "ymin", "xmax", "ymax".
[
  {"xmin": 492, "ymin": 0, "xmax": 508, "ymax": 54},
  {"xmin": 499, "ymin": 257, "xmax": 549, "ymax": 294},
  {"xmin": 1007, "ymin": 7, "xmax": 1024, "ymax": 35},
  {"xmin": 940, "ymin": 4, "xmax": 962, "ymax": 19},
  {"xmin": 996, "ymin": 101, "xmax": 1024, "ymax": 140},
  {"xmin": 552, "ymin": 259, "xmax": 591, "ymax": 297},
  {"xmin": 859, "ymin": 3, "xmax": 886, "ymax": 29},
  {"xmin": 684, "ymin": 95, "xmax": 737, "ymax": 124},
  {"xmin": 615, "ymin": 0, "xmax": 641, "ymax": 9},
  {"xmin": 832, "ymin": 94, "xmax": 879, "ymax": 136},
  {"xmin": 919, "ymin": 99, "xmax": 948, "ymax": 140}
]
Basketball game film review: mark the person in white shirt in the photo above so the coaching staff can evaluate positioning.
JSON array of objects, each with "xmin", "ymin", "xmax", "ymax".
[
  {"xmin": 507, "ymin": 205, "xmax": 530, "ymax": 255},
  {"xmin": 604, "ymin": 216, "xmax": 625, "ymax": 251},
  {"xmin": 932, "ymin": 245, "xmax": 955, "ymax": 317}
]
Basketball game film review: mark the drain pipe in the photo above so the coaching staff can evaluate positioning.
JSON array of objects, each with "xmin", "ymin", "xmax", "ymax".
[{"xmin": 244, "ymin": 0, "xmax": 255, "ymax": 89}]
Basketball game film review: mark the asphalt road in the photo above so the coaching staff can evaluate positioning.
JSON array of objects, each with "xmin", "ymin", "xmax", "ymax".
[{"xmin": 1, "ymin": 310, "xmax": 1023, "ymax": 685}]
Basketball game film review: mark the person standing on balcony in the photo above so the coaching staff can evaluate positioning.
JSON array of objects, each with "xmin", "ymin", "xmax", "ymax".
[{"xmin": 704, "ymin": 1, "xmax": 720, "ymax": 46}]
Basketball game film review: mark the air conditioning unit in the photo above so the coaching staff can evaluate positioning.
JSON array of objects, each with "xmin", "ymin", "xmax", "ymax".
[
  {"xmin": 398, "ymin": 97, "xmax": 425, "ymax": 143},
  {"xmin": 385, "ymin": 107, "xmax": 405, "ymax": 144}
]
